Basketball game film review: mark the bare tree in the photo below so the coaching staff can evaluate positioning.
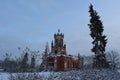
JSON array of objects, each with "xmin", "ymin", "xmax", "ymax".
[
  {"xmin": 106, "ymin": 50, "xmax": 120, "ymax": 69},
  {"xmin": 2, "ymin": 53, "xmax": 19, "ymax": 72}
]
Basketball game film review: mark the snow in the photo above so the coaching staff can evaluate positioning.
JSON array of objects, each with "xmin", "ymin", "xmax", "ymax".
[
  {"xmin": 118, "ymin": 69, "xmax": 120, "ymax": 73},
  {"xmin": 0, "ymin": 69, "xmax": 120, "ymax": 80},
  {"xmin": 0, "ymin": 73, "xmax": 9, "ymax": 80}
]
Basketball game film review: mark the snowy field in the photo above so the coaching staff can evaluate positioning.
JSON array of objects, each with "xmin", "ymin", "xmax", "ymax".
[{"xmin": 0, "ymin": 69, "xmax": 120, "ymax": 80}]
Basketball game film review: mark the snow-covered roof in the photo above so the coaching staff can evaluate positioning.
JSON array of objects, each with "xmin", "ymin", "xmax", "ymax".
[
  {"xmin": 47, "ymin": 53, "xmax": 66, "ymax": 57},
  {"xmin": 47, "ymin": 53, "xmax": 79, "ymax": 60}
]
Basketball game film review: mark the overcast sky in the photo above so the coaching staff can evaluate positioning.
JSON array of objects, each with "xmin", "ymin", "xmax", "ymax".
[{"xmin": 0, "ymin": 0, "xmax": 120, "ymax": 59}]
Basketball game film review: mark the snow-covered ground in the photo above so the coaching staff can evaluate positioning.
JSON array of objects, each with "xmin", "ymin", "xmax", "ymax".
[
  {"xmin": 0, "ymin": 69, "xmax": 120, "ymax": 80},
  {"xmin": 0, "ymin": 73, "xmax": 8, "ymax": 80},
  {"xmin": 117, "ymin": 69, "xmax": 120, "ymax": 73}
]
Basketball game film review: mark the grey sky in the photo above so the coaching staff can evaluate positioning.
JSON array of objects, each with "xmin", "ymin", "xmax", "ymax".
[{"xmin": 0, "ymin": 0, "xmax": 120, "ymax": 59}]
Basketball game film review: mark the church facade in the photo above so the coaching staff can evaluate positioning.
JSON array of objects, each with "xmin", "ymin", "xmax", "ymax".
[{"xmin": 45, "ymin": 30, "xmax": 81, "ymax": 71}]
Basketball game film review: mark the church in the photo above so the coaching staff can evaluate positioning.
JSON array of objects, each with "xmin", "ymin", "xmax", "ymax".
[{"xmin": 45, "ymin": 30, "xmax": 82, "ymax": 71}]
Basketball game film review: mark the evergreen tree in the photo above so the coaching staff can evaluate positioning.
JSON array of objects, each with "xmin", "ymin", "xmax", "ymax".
[
  {"xmin": 39, "ymin": 42, "xmax": 49, "ymax": 71},
  {"xmin": 31, "ymin": 55, "xmax": 35, "ymax": 69},
  {"xmin": 20, "ymin": 52, "xmax": 29, "ymax": 72},
  {"xmin": 88, "ymin": 4, "xmax": 109, "ymax": 68}
]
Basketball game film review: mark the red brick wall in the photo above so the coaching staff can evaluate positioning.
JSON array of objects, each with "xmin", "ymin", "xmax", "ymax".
[
  {"xmin": 46, "ymin": 55, "xmax": 80, "ymax": 71},
  {"xmin": 56, "ymin": 56, "xmax": 65, "ymax": 71}
]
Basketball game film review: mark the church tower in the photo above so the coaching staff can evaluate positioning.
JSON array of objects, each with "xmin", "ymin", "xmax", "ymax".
[{"xmin": 51, "ymin": 29, "xmax": 66, "ymax": 54}]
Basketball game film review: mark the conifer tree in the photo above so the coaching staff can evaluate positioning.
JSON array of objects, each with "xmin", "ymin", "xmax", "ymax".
[
  {"xmin": 40, "ymin": 43, "xmax": 49, "ymax": 71},
  {"xmin": 88, "ymin": 4, "xmax": 109, "ymax": 68},
  {"xmin": 20, "ymin": 52, "xmax": 29, "ymax": 72},
  {"xmin": 31, "ymin": 55, "xmax": 35, "ymax": 69}
]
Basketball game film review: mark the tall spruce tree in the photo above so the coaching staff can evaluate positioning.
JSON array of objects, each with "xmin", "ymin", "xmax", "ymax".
[{"xmin": 88, "ymin": 4, "xmax": 109, "ymax": 68}]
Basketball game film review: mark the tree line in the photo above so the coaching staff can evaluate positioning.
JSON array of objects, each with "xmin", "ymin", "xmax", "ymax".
[{"xmin": 0, "ymin": 46, "xmax": 48, "ymax": 72}]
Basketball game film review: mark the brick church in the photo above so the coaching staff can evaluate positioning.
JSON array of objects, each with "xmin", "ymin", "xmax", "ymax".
[{"xmin": 45, "ymin": 30, "xmax": 82, "ymax": 71}]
